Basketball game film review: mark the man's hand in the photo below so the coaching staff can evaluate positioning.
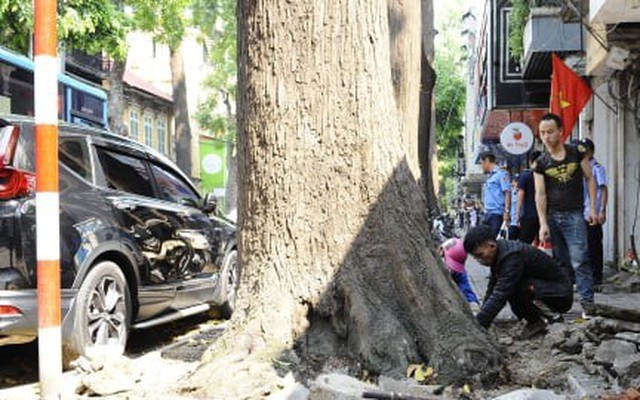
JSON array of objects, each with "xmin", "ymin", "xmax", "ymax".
[
  {"xmin": 587, "ymin": 209, "xmax": 598, "ymax": 226},
  {"xmin": 503, "ymin": 211, "xmax": 511, "ymax": 226},
  {"xmin": 598, "ymin": 211, "xmax": 606, "ymax": 225},
  {"xmin": 539, "ymin": 223, "xmax": 550, "ymax": 242}
]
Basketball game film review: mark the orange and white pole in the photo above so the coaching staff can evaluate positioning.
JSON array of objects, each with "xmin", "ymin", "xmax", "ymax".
[{"xmin": 34, "ymin": 0, "xmax": 62, "ymax": 398}]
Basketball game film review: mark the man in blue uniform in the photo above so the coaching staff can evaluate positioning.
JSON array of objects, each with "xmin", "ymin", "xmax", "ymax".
[
  {"xmin": 480, "ymin": 152, "xmax": 511, "ymax": 237},
  {"xmin": 580, "ymin": 138, "xmax": 608, "ymax": 287}
]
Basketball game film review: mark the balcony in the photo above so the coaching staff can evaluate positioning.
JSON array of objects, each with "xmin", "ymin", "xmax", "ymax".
[
  {"xmin": 591, "ymin": 0, "xmax": 640, "ymax": 23},
  {"xmin": 64, "ymin": 50, "xmax": 109, "ymax": 84},
  {"xmin": 522, "ymin": 6, "xmax": 585, "ymax": 79}
]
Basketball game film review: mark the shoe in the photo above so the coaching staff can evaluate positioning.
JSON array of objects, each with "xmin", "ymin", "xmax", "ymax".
[
  {"xmin": 517, "ymin": 318, "xmax": 547, "ymax": 340},
  {"xmin": 580, "ymin": 301, "xmax": 596, "ymax": 320},
  {"xmin": 533, "ymin": 300, "xmax": 564, "ymax": 324}
]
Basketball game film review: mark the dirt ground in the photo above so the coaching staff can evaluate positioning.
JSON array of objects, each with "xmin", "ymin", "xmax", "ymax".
[{"xmin": 3, "ymin": 271, "xmax": 640, "ymax": 399}]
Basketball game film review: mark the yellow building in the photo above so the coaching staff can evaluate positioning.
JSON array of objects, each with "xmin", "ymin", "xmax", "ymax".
[{"xmin": 122, "ymin": 69, "xmax": 174, "ymax": 159}]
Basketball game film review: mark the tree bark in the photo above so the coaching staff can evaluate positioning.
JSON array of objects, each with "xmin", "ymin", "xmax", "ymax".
[
  {"xmin": 107, "ymin": 59, "xmax": 128, "ymax": 137},
  {"xmin": 170, "ymin": 42, "xmax": 193, "ymax": 177},
  {"xmin": 419, "ymin": 0, "xmax": 440, "ymax": 210},
  {"xmin": 388, "ymin": 0, "xmax": 421, "ymax": 177},
  {"xmin": 182, "ymin": 1, "xmax": 502, "ymax": 397}
]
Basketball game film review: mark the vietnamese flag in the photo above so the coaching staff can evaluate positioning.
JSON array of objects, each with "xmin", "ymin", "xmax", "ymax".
[{"xmin": 550, "ymin": 53, "xmax": 593, "ymax": 142}]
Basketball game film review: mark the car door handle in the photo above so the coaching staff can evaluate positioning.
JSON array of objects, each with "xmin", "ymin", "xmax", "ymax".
[{"xmin": 112, "ymin": 199, "xmax": 137, "ymax": 211}]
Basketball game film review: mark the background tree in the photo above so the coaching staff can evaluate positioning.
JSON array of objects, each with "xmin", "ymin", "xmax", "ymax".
[
  {"xmin": 0, "ymin": 0, "xmax": 134, "ymax": 137},
  {"xmin": 419, "ymin": 0, "xmax": 440, "ymax": 210},
  {"xmin": 0, "ymin": 0, "xmax": 128, "ymax": 58},
  {"xmin": 192, "ymin": 0, "xmax": 238, "ymax": 213},
  {"xmin": 179, "ymin": 1, "xmax": 502, "ymax": 397},
  {"xmin": 434, "ymin": 3, "xmax": 467, "ymax": 207},
  {"xmin": 132, "ymin": 0, "xmax": 193, "ymax": 176}
]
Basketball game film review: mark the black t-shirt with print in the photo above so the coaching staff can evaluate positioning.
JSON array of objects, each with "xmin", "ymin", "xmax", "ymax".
[{"xmin": 534, "ymin": 144, "xmax": 586, "ymax": 212}]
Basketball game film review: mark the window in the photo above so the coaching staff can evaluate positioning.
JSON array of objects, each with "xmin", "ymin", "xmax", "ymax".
[
  {"xmin": 129, "ymin": 109, "xmax": 139, "ymax": 141},
  {"xmin": 149, "ymin": 162, "xmax": 200, "ymax": 206},
  {"xmin": 59, "ymin": 139, "xmax": 92, "ymax": 181},
  {"xmin": 157, "ymin": 118, "xmax": 166, "ymax": 154},
  {"xmin": 70, "ymin": 90, "xmax": 104, "ymax": 122},
  {"xmin": 144, "ymin": 115, "xmax": 153, "ymax": 147},
  {"xmin": 95, "ymin": 148, "xmax": 153, "ymax": 197}
]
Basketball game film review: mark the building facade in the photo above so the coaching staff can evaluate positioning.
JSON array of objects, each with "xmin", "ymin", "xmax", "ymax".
[
  {"xmin": 125, "ymin": 29, "xmax": 215, "ymax": 180},
  {"xmin": 122, "ymin": 69, "xmax": 174, "ymax": 159}
]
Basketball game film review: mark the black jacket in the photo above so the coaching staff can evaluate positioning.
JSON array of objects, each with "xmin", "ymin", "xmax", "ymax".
[{"xmin": 476, "ymin": 240, "xmax": 572, "ymax": 327}]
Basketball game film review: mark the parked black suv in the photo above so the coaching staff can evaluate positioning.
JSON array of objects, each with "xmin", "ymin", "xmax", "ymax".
[{"xmin": 0, "ymin": 115, "xmax": 239, "ymax": 361}]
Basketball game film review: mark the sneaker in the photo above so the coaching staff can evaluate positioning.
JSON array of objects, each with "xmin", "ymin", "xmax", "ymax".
[
  {"xmin": 517, "ymin": 318, "xmax": 547, "ymax": 340},
  {"xmin": 533, "ymin": 300, "xmax": 564, "ymax": 324},
  {"xmin": 580, "ymin": 301, "xmax": 596, "ymax": 320}
]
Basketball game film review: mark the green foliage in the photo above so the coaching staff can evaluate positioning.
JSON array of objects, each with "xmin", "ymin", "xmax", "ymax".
[
  {"xmin": 434, "ymin": 51, "xmax": 465, "ymax": 177},
  {"xmin": 0, "ymin": 0, "xmax": 130, "ymax": 60},
  {"xmin": 131, "ymin": 0, "xmax": 190, "ymax": 51},
  {"xmin": 508, "ymin": 0, "xmax": 529, "ymax": 63},
  {"xmin": 192, "ymin": 0, "xmax": 237, "ymax": 140},
  {"xmin": 434, "ymin": 4, "xmax": 468, "ymax": 207},
  {"xmin": 0, "ymin": 0, "xmax": 33, "ymax": 54},
  {"xmin": 196, "ymin": 98, "xmax": 236, "ymax": 141}
]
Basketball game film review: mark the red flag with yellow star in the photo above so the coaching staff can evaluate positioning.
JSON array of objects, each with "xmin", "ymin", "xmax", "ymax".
[{"xmin": 550, "ymin": 53, "xmax": 593, "ymax": 142}]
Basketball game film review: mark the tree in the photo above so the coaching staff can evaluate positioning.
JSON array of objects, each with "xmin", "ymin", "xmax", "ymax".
[
  {"xmin": 434, "ymin": 50, "xmax": 465, "ymax": 195},
  {"xmin": 419, "ymin": 0, "xmax": 440, "ymax": 210},
  {"xmin": 433, "ymin": 5, "xmax": 467, "ymax": 206},
  {"xmin": 0, "ymin": 0, "xmax": 129, "ymax": 58},
  {"xmin": 192, "ymin": 0, "xmax": 238, "ymax": 213},
  {"xmin": 180, "ymin": 1, "xmax": 502, "ymax": 397},
  {"xmin": 0, "ymin": 0, "xmax": 135, "ymax": 138},
  {"xmin": 129, "ymin": 0, "xmax": 193, "ymax": 176}
]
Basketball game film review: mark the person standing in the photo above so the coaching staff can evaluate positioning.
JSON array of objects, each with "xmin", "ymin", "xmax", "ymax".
[
  {"xmin": 534, "ymin": 113, "xmax": 597, "ymax": 315},
  {"xmin": 516, "ymin": 150, "xmax": 542, "ymax": 244},
  {"xmin": 480, "ymin": 152, "xmax": 511, "ymax": 237},
  {"xmin": 580, "ymin": 138, "xmax": 608, "ymax": 287}
]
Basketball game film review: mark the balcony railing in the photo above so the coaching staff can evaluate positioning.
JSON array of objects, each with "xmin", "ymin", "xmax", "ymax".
[{"xmin": 65, "ymin": 50, "xmax": 109, "ymax": 76}]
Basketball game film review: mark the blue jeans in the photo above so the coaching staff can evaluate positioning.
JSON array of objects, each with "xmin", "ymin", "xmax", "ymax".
[{"xmin": 548, "ymin": 210, "xmax": 593, "ymax": 303}]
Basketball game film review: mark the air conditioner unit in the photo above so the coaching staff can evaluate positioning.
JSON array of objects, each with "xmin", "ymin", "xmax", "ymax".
[{"xmin": 605, "ymin": 46, "xmax": 631, "ymax": 70}]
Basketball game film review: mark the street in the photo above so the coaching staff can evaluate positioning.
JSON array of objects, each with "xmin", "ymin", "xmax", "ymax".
[{"xmin": 0, "ymin": 313, "xmax": 224, "ymax": 392}]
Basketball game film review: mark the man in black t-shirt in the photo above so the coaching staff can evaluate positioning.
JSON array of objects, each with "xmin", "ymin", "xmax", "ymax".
[{"xmin": 534, "ymin": 113, "xmax": 597, "ymax": 317}]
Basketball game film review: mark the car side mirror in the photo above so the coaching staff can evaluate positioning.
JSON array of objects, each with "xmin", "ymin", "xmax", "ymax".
[{"xmin": 202, "ymin": 192, "xmax": 218, "ymax": 214}]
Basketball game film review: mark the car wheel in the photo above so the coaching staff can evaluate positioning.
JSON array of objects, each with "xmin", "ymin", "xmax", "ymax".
[
  {"xmin": 214, "ymin": 249, "xmax": 240, "ymax": 319},
  {"xmin": 68, "ymin": 261, "xmax": 131, "ymax": 363}
]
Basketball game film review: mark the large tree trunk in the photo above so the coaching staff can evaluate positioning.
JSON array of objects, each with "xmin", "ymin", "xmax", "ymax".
[
  {"xmin": 419, "ymin": 0, "xmax": 440, "ymax": 211},
  {"xmin": 388, "ymin": 0, "xmax": 421, "ymax": 177},
  {"xmin": 171, "ymin": 42, "xmax": 193, "ymax": 177},
  {"xmin": 182, "ymin": 1, "xmax": 502, "ymax": 397},
  {"xmin": 107, "ymin": 59, "xmax": 128, "ymax": 137}
]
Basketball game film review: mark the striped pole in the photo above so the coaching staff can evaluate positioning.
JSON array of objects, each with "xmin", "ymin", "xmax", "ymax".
[{"xmin": 34, "ymin": 0, "xmax": 62, "ymax": 398}]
